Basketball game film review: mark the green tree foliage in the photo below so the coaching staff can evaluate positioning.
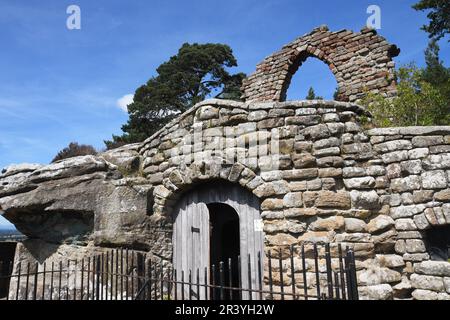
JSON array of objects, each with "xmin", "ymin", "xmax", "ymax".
[
  {"xmin": 52, "ymin": 142, "xmax": 97, "ymax": 163},
  {"xmin": 361, "ymin": 39, "xmax": 450, "ymax": 128},
  {"xmin": 305, "ymin": 87, "xmax": 323, "ymax": 100},
  {"xmin": 105, "ymin": 43, "xmax": 245, "ymax": 149},
  {"xmin": 413, "ymin": 0, "xmax": 450, "ymax": 41},
  {"xmin": 361, "ymin": 64, "xmax": 449, "ymax": 127},
  {"xmin": 422, "ymin": 40, "xmax": 450, "ymax": 99}
]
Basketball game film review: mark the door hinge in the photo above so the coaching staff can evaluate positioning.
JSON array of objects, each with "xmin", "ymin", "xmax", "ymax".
[{"xmin": 191, "ymin": 226, "xmax": 200, "ymax": 233}]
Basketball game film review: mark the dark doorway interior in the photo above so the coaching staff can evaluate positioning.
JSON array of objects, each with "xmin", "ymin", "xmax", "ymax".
[
  {"xmin": 425, "ymin": 225, "xmax": 450, "ymax": 261},
  {"xmin": 0, "ymin": 242, "xmax": 17, "ymax": 298},
  {"xmin": 207, "ymin": 203, "xmax": 240, "ymax": 299}
]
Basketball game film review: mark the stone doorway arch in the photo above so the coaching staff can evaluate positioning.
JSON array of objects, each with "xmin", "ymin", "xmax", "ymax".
[{"xmin": 172, "ymin": 181, "xmax": 264, "ymax": 300}]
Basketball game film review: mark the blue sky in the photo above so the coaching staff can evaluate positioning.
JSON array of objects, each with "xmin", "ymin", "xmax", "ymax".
[{"xmin": 0, "ymin": 1, "xmax": 448, "ymax": 228}]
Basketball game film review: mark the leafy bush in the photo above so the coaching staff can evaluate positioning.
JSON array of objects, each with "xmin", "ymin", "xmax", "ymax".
[
  {"xmin": 51, "ymin": 142, "xmax": 97, "ymax": 163},
  {"xmin": 360, "ymin": 64, "xmax": 450, "ymax": 127}
]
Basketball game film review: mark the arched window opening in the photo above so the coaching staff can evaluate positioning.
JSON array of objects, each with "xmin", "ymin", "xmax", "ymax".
[
  {"xmin": 284, "ymin": 57, "xmax": 338, "ymax": 101},
  {"xmin": 424, "ymin": 225, "xmax": 450, "ymax": 261}
]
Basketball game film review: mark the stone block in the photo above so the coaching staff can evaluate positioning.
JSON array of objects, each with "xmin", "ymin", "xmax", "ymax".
[
  {"xmin": 390, "ymin": 204, "xmax": 425, "ymax": 219},
  {"xmin": 410, "ymin": 274, "xmax": 444, "ymax": 291},
  {"xmin": 412, "ymin": 136, "xmax": 443, "ymax": 147},
  {"xmin": 344, "ymin": 218, "xmax": 367, "ymax": 233},
  {"xmin": 400, "ymin": 160, "xmax": 422, "ymax": 175},
  {"xmin": 415, "ymin": 261, "xmax": 450, "ymax": 277},
  {"xmin": 373, "ymin": 140, "xmax": 412, "ymax": 153},
  {"xmin": 390, "ymin": 176, "xmax": 421, "ymax": 193},
  {"xmin": 359, "ymin": 283, "xmax": 393, "ymax": 300},
  {"xmin": 314, "ymin": 191, "xmax": 351, "ymax": 209},
  {"xmin": 421, "ymin": 170, "xmax": 447, "ymax": 189},
  {"xmin": 343, "ymin": 167, "xmax": 366, "ymax": 178},
  {"xmin": 394, "ymin": 218, "xmax": 417, "ymax": 231},
  {"xmin": 405, "ymin": 239, "xmax": 426, "ymax": 253},
  {"xmin": 344, "ymin": 177, "xmax": 376, "ymax": 189},
  {"xmin": 367, "ymin": 215, "xmax": 395, "ymax": 234},
  {"xmin": 350, "ymin": 190, "xmax": 380, "ymax": 210},
  {"xmin": 309, "ymin": 216, "xmax": 345, "ymax": 231},
  {"xmin": 382, "ymin": 150, "xmax": 409, "ymax": 164},
  {"xmin": 408, "ymin": 148, "xmax": 429, "ymax": 160},
  {"xmin": 283, "ymin": 192, "xmax": 303, "ymax": 208},
  {"xmin": 413, "ymin": 190, "xmax": 434, "ymax": 204},
  {"xmin": 375, "ymin": 254, "xmax": 405, "ymax": 268}
]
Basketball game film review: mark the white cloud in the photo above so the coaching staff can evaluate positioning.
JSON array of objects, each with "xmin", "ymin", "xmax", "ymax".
[{"xmin": 116, "ymin": 94, "xmax": 134, "ymax": 112}]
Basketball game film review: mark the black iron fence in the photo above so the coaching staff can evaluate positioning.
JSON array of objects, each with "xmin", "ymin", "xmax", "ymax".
[{"xmin": 0, "ymin": 244, "xmax": 358, "ymax": 300}]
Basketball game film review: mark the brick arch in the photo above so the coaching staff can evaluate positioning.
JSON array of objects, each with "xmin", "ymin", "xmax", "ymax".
[{"xmin": 241, "ymin": 25, "xmax": 400, "ymax": 103}]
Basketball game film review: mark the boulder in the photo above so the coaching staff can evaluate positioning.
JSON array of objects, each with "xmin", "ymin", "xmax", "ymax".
[
  {"xmin": 28, "ymin": 155, "xmax": 112, "ymax": 183},
  {"xmin": 1, "ymin": 163, "xmax": 42, "ymax": 177}
]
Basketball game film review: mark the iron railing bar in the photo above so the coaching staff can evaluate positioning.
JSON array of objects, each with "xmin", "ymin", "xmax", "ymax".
[
  {"xmin": 278, "ymin": 250, "xmax": 284, "ymax": 300},
  {"xmin": 313, "ymin": 244, "xmax": 321, "ymax": 299},
  {"xmin": 338, "ymin": 244, "xmax": 347, "ymax": 300},
  {"xmin": 268, "ymin": 251, "xmax": 273, "ymax": 300},
  {"xmin": 301, "ymin": 244, "xmax": 308, "ymax": 300},
  {"xmin": 325, "ymin": 243, "xmax": 333, "ymax": 299},
  {"xmin": 247, "ymin": 254, "xmax": 252, "ymax": 301},
  {"xmin": 289, "ymin": 245, "xmax": 296, "ymax": 300}
]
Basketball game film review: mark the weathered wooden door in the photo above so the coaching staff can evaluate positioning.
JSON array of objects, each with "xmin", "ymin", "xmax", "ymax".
[
  {"xmin": 173, "ymin": 191, "xmax": 210, "ymax": 299},
  {"xmin": 172, "ymin": 182, "xmax": 264, "ymax": 300}
]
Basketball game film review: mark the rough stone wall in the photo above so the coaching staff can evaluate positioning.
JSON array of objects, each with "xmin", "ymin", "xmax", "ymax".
[
  {"xmin": 241, "ymin": 25, "xmax": 400, "ymax": 103},
  {"xmin": 3, "ymin": 99, "xmax": 448, "ymax": 299},
  {"xmin": 1, "ymin": 26, "xmax": 450, "ymax": 300},
  {"xmin": 138, "ymin": 99, "xmax": 450, "ymax": 300},
  {"xmin": 366, "ymin": 127, "xmax": 450, "ymax": 300}
]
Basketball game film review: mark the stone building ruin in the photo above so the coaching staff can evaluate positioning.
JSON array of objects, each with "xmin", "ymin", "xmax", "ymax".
[
  {"xmin": 1, "ymin": 26, "xmax": 449, "ymax": 300},
  {"xmin": 241, "ymin": 25, "xmax": 400, "ymax": 102}
]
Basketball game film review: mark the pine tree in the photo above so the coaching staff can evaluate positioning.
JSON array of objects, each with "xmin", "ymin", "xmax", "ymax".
[
  {"xmin": 413, "ymin": 0, "xmax": 449, "ymax": 41},
  {"xmin": 105, "ymin": 43, "xmax": 245, "ymax": 149},
  {"xmin": 305, "ymin": 87, "xmax": 323, "ymax": 100}
]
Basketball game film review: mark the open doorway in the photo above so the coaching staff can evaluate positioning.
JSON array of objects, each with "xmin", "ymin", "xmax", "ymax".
[
  {"xmin": 207, "ymin": 203, "xmax": 240, "ymax": 299},
  {"xmin": 0, "ymin": 242, "xmax": 17, "ymax": 298},
  {"xmin": 172, "ymin": 181, "xmax": 263, "ymax": 300}
]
